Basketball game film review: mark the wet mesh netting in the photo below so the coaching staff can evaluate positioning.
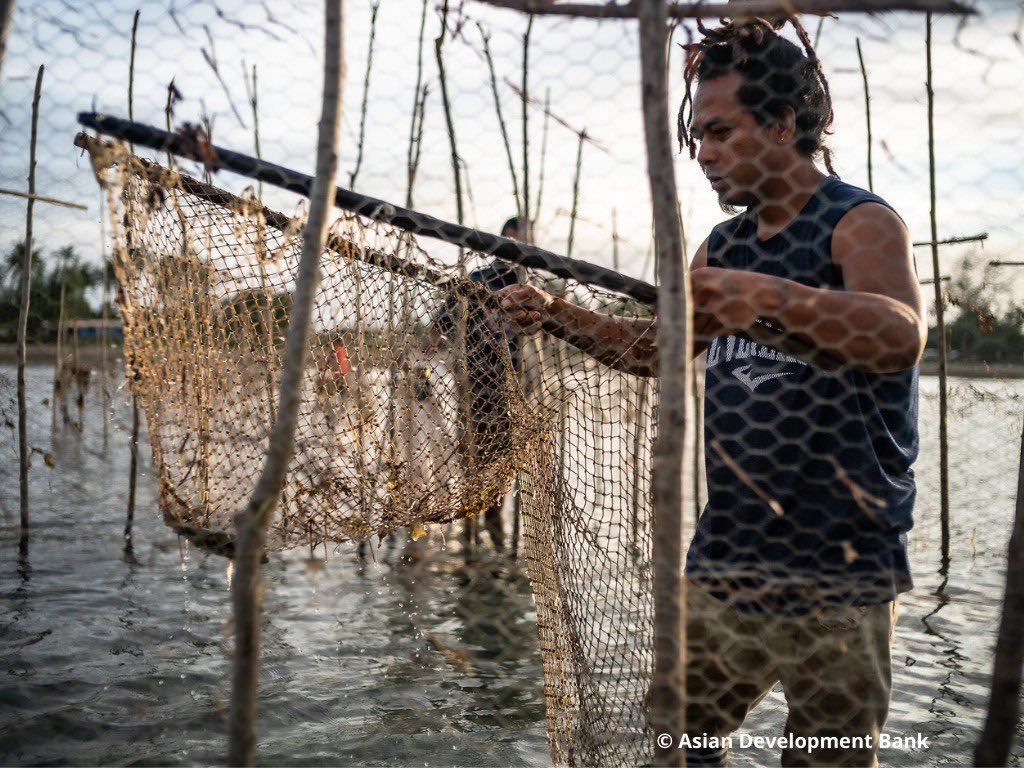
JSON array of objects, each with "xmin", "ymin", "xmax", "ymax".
[{"xmin": 86, "ymin": 138, "xmax": 659, "ymax": 765}]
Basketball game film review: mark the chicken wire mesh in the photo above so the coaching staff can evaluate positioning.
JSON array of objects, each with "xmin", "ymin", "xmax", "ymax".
[{"xmin": 2, "ymin": 1, "xmax": 1024, "ymax": 767}]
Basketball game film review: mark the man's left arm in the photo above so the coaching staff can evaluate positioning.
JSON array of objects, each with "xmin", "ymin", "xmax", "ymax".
[{"xmin": 692, "ymin": 203, "xmax": 927, "ymax": 373}]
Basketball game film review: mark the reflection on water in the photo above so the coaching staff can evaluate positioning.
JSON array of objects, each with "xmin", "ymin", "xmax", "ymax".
[{"xmin": 1, "ymin": 365, "xmax": 1022, "ymax": 766}]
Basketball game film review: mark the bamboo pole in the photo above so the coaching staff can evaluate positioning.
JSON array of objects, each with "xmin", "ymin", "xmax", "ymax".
[
  {"xmin": 855, "ymin": 38, "xmax": 873, "ymax": 192},
  {"xmin": 72, "ymin": 313, "xmax": 82, "ymax": 430},
  {"xmin": 637, "ymin": 1, "xmax": 689, "ymax": 764},
  {"xmin": 229, "ymin": 3, "xmax": 344, "ymax": 762},
  {"xmin": 612, "ymin": 208, "xmax": 620, "ymax": 272},
  {"xmin": 433, "ymin": 0, "xmax": 476, "ymax": 559},
  {"xmin": 630, "ymin": 377, "xmax": 649, "ymax": 558},
  {"xmin": 245, "ymin": 62, "xmax": 277, "ymax": 427},
  {"xmin": 125, "ymin": 8, "xmax": 141, "ymax": 543},
  {"xmin": 479, "ymin": 22, "xmax": 521, "ymax": 220},
  {"xmin": 0, "ymin": 188, "xmax": 86, "ymax": 209},
  {"xmin": 974, "ymin": 419, "xmax": 1024, "ymax": 766},
  {"xmin": 565, "ymin": 130, "xmax": 585, "ymax": 259},
  {"xmin": 348, "ymin": 0, "xmax": 378, "ymax": 189},
  {"xmin": 405, "ymin": 0, "xmax": 429, "ymax": 209},
  {"xmin": 17, "ymin": 64, "xmax": 43, "ymax": 546},
  {"xmin": 532, "ymin": 87, "xmax": 550, "ymax": 227},
  {"xmin": 692, "ymin": 365, "xmax": 702, "ymax": 524},
  {"xmin": 926, "ymin": 11, "xmax": 950, "ymax": 563},
  {"xmin": 129, "ymin": 10, "xmax": 139, "ymax": 127},
  {"xmin": 125, "ymin": 403, "xmax": 139, "ymax": 544},
  {"xmin": 521, "ymin": 14, "xmax": 533, "ymax": 240},
  {"xmin": 914, "ymin": 232, "xmax": 987, "ymax": 248},
  {"xmin": 434, "ymin": 0, "xmax": 464, "ymax": 238},
  {"xmin": 100, "ymin": 194, "xmax": 110, "ymax": 448},
  {"xmin": 53, "ymin": 248, "xmax": 66, "ymax": 429},
  {"xmin": 0, "ymin": 0, "xmax": 14, "ymax": 85}
]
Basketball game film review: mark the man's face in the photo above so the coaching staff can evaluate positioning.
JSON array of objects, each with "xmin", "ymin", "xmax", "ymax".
[{"xmin": 691, "ymin": 71, "xmax": 783, "ymax": 208}]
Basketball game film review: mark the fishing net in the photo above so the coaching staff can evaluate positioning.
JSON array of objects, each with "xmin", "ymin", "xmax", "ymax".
[{"xmin": 83, "ymin": 136, "xmax": 659, "ymax": 765}]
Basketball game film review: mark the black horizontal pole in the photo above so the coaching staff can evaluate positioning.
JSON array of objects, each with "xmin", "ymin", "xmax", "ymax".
[
  {"xmin": 77, "ymin": 111, "xmax": 843, "ymax": 371},
  {"xmin": 78, "ymin": 112, "xmax": 658, "ymax": 305}
]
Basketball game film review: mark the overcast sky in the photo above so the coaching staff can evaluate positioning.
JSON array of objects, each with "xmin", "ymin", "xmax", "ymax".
[{"xmin": 1, "ymin": 0, "xmax": 1021, "ymax": 308}]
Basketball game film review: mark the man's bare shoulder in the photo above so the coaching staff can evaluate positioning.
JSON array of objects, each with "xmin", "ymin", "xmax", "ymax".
[{"xmin": 831, "ymin": 202, "xmax": 910, "ymax": 265}]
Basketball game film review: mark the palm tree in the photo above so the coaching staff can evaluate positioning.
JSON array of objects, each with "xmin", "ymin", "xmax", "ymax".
[{"xmin": 2, "ymin": 241, "xmax": 45, "ymax": 292}]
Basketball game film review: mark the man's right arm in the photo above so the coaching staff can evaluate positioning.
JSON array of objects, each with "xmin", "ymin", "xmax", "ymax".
[
  {"xmin": 497, "ymin": 283, "xmax": 657, "ymax": 375},
  {"xmin": 497, "ymin": 237, "xmax": 717, "ymax": 377}
]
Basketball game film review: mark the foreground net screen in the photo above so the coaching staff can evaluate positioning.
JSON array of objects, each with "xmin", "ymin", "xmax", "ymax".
[{"xmin": 3, "ymin": 2, "xmax": 1022, "ymax": 767}]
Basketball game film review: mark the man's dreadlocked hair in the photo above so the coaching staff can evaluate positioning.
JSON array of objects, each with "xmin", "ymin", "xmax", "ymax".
[{"xmin": 677, "ymin": 17, "xmax": 837, "ymax": 176}]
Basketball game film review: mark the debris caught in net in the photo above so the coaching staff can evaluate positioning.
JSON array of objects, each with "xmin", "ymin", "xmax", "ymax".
[{"xmin": 85, "ymin": 137, "xmax": 661, "ymax": 765}]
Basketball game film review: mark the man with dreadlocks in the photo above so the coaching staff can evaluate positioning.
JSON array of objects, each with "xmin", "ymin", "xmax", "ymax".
[{"xmin": 498, "ymin": 18, "xmax": 924, "ymax": 767}]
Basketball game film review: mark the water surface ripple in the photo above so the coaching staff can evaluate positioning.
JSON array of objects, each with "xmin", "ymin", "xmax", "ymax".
[{"xmin": 1, "ymin": 366, "xmax": 1021, "ymax": 766}]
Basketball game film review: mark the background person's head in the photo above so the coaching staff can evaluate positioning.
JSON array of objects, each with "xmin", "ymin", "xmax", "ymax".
[
  {"xmin": 501, "ymin": 216, "xmax": 522, "ymax": 240},
  {"xmin": 678, "ymin": 19, "xmax": 835, "ymax": 208}
]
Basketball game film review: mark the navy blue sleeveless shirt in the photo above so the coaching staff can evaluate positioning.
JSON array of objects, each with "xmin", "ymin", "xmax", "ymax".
[{"xmin": 686, "ymin": 176, "xmax": 918, "ymax": 616}]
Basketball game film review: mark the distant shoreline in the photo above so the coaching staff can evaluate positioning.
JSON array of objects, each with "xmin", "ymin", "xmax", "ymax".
[
  {"xmin": 0, "ymin": 343, "xmax": 124, "ymax": 367},
  {"xmin": 2, "ymin": 344, "xmax": 1023, "ymax": 380}
]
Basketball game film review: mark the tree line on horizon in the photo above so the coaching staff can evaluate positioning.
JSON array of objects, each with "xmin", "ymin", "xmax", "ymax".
[{"xmin": 0, "ymin": 241, "xmax": 111, "ymax": 343}]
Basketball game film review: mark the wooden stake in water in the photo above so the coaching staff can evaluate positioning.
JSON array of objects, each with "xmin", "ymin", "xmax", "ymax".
[
  {"xmin": 229, "ymin": 2, "xmax": 344, "ymax": 763},
  {"xmin": 0, "ymin": 0, "xmax": 13, "ymax": 82},
  {"xmin": 100, "ymin": 194, "xmax": 110, "ymax": 448},
  {"xmin": 53, "ymin": 247, "xmax": 67, "ymax": 429},
  {"xmin": 17, "ymin": 65, "xmax": 44, "ymax": 545},
  {"xmin": 125, "ymin": 8, "xmax": 141, "ymax": 543},
  {"xmin": 926, "ymin": 12, "xmax": 951, "ymax": 562},
  {"xmin": 974, "ymin": 417, "xmax": 1024, "ymax": 766}
]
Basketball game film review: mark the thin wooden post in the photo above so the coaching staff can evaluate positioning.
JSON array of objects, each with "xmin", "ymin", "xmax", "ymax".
[
  {"xmin": 17, "ymin": 65, "xmax": 43, "ymax": 545},
  {"xmin": 926, "ymin": 12, "xmax": 950, "ymax": 563},
  {"xmin": 521, "ymin": 14, "xmax": 533, "ymax": 239},
  {"xmin": 100, "ymin": 194, "xmax": 110, "ymax": 448},
  {"xmin": 53, "ymin": 248, "xmax": 67, "ymax": 429},
  {"xmin": 347, "ymin": 0, "xmax": 378, "ymax": 189},
  {"xmin": 479, "ymin": 22, "xmax": 522, "ymax": 220},
  {"xmin": 228, "ymin": 2, "xmax": 344, "ymax": 763},
  {"xmin": 434, "ymin": 0, "xmax": 464, "ymax": 236},
  {"xmin": 405, "ymin": 0, "xmax": 429, "ymax": 209},
  {"xmin": 565, "ymin": 130, "xmax": 585, "ymax": 259},
  {"xmin": 244, "ymin": 62, "xmax": 277, "ymax": 427},
  {"xmin": 125, "ymin": 9, "xmax": 141, "ymax": 542},
  {"xmin": 532, "ymin": 87, "xmax": 550, "ymax": 227},
  {"xmin": 637, "ymin": 1, "xmax": 689, "ymax": 764},
  {"xmin": 0, "ymin": 0, "xmax": 14, "ymax": 84},
  {"xmin": 855, "ymin": 38, "xmax": 873, "ymax": 192},
  {"xmin": 125, "ymin": 401, "xmax": 139, "ymax": 545},
  {"xmin": 974, "ymin": 418, "xmax": 1024, "ymax": 766}
]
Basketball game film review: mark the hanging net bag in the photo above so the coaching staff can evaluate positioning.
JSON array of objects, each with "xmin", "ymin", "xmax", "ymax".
[{"xmin": 83, "ymin": 134, "xmax": 661, "ymax": 766}]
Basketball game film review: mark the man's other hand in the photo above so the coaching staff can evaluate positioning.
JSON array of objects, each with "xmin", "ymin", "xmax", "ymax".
[{"xmin": 497, "ymin": 284, "xmax": 555, "ymax": 334}]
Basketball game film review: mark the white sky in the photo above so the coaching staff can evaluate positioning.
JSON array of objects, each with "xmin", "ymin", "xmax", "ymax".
[{"xmin": 1, "ymin": 0, "xmax": 1021, "ymax": 309}]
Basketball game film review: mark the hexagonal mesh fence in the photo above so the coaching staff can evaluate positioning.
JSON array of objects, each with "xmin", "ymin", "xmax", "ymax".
[{"xmin": 2, "ymin": 1, "xmax": 1023, "ymax": 767}]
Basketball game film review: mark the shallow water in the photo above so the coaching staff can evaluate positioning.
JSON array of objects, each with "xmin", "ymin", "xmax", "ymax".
[{"xmin": 1, "ymin": 364, "xmax": 1022, "ymax": 766}]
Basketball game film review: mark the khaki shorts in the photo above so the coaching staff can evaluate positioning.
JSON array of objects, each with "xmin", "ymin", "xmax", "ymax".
[{"xmin": 685, "ymin": 582, "xmax": 897, "ymax": 767}]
